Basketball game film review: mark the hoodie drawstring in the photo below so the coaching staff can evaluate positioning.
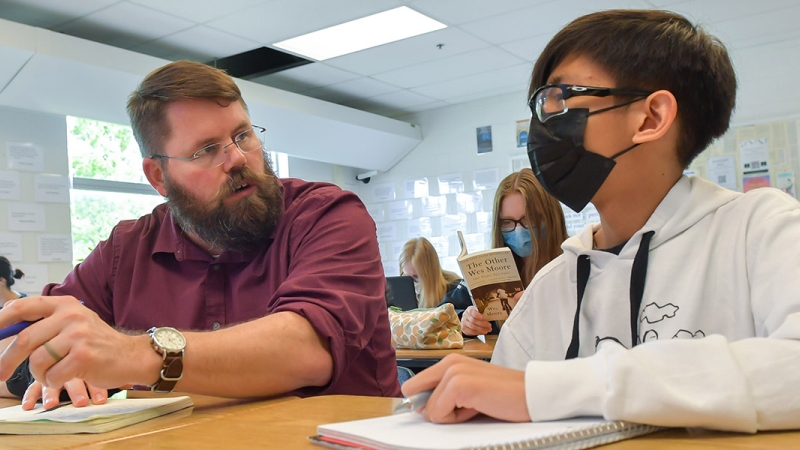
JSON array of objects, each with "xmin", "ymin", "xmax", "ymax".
[{"xmin": 565, "ymin": 231, "xmax": 655, "ymax": 360}]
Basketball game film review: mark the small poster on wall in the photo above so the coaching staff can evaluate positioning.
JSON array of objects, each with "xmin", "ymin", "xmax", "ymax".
[
  {"xmin": 742, "ymin": 173, "xmax": 771, "ymax": 192},
  {"xmin": 476, "ymin": 126, "xmax": 493, "ymax": 154},
  {"xmin": 777, "ymin": 171, "xmax": 796, "ymax": 198},
  {"xmin": 515, "ymin": 119, "xmax": 530, "ymax": 148},
  {"xmin": 707, "ymin": 156, "xmax": 737, "ymax": 191}
]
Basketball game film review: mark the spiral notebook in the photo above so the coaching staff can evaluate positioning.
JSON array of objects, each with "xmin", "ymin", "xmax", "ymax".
[{"xmin": 310, "ymin": 413, "xmax": 663, "ymax": 450}]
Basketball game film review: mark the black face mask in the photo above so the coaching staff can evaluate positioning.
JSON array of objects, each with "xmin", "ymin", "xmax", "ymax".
[{"xmin": 527, "ymin": 107, "xmax": 639, "ymax": 213}]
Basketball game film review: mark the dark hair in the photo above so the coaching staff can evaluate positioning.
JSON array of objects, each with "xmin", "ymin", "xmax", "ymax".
[
  {"xmin": 127, "ymin": 60, "xmax": 248, "ymax": 158},
  {"xmin": 530, "ymin": 9, "xmax": 737, "ymax": 167},
  {"xmin": 0, "ymin": 256, "xmax": 23, "ymax": 287}
]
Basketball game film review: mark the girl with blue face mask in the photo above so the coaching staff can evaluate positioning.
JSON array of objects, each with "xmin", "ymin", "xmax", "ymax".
[{"xmin": 461, "ymin": 169, "xmax": 568, "ymax": 336}]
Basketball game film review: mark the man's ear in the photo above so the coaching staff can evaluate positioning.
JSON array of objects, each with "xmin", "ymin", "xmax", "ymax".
[
  {"xmin": 632, "ymin": 90, "xmax": 678, "ymax": 144},
  {"xmin": 143, "ymin": 158, "xmax": 167, "ymax": 197}
]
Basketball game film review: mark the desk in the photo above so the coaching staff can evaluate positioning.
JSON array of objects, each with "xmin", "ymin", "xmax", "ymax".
[
  {"xmin": 395, "ymin": 335, "xmax": 497, "ymax": 369},
  {"xmin": 0, "ymin": 392, "xmax": 296, "ymax": 449},
  {"xmin": 83, "ymin": 395, "xmax": 800, "ymax": 449}
]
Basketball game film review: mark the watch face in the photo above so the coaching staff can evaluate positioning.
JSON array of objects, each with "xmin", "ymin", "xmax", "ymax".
[{"xmin": 154, "ymin": 328, "xmax": 186, "ymax": 352}]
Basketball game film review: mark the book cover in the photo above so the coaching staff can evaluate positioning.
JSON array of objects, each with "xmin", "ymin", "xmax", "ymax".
[
  {"xmin": 457, "ymin": 231, "xmax": 524, "ymax": 321},
  {"xmin": 0, "ymin": 396, "xmax": 194, "ymax": 435}
]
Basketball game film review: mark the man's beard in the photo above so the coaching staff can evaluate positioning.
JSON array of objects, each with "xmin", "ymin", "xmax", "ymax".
[{"xmin": 164, "ymin": 156, "xmax": 284, "ymax": 252}]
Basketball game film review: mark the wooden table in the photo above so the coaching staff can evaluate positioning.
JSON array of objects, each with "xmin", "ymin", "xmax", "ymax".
[
  {"xmin": 0, "ymin": 392, "xmax": 296, "ymax": 449},
  {"xmin": 74, "ymin": 395, "xmax": 800, "ymax": 449},
  {"xmin": 395, "ymin": 335, "xmax": 497, "ymax": 369}
]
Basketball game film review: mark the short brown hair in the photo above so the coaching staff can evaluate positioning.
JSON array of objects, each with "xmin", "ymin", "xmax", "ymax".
[
  {"xmin": 491, "ymin": 169, "xmax": 568, "ymax": 285},
  {"xmin": 530, "ymin": 10, "xmax": 736, "ymax": 167},
  {"xmin": 127, "ymin": 60, "xmax": 247, "ymax": 157}
]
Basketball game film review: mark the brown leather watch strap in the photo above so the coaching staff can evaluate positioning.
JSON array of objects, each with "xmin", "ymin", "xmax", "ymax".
[{"xmin": 151, "ymin": 352, "xmax": 184, "ymax": 394}]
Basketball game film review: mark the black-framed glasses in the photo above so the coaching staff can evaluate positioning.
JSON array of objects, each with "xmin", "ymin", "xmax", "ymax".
[
  {"xmin": 500, "ymin": 218, "xmax": 529, "ymax": 233},
  {"xmin": 528, "ymin": 85, "xmax": 652, "ymax": 123},
  {"xmin": 150, "ymin": 125, "xmax": 266, "ymax": 169}
]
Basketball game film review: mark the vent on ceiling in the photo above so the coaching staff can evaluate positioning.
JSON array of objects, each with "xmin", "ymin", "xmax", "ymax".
[{"xmin": 208, "ymin": 47, "xmax": 312, "ymax": 79}]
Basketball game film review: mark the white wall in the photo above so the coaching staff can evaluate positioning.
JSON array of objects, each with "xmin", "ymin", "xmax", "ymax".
[{"xmin": 0, "ymin": 106, "xmax": 72, "ymax": 293}]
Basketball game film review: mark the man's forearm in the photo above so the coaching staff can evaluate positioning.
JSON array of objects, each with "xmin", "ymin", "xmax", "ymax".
[{"xmin": 157, "ymin": 311, "xmax": 334, "ymax": 398}]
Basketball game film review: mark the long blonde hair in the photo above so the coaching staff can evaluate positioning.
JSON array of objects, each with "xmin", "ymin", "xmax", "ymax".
[
  {"xmin": 398, "ymin": 238, "xmax": 461, "ymax": 308},
  {"xmin": 491, "ymin": 168, "xmax": 568, "ymax": 285}
]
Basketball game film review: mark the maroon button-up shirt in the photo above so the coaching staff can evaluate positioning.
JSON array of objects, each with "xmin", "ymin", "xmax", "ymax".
[{"xmin": 45, "ymin": 178, "xmax": 400, "ymax": 397}]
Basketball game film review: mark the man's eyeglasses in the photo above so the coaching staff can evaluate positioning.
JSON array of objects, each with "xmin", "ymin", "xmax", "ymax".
[
  {"xmin": 150, "ymin": 125, "xmax": 266, "ymax": 169},
  {"xmin": 528, "ymin": 85, "xmax": 652, "ymax": 123},
  {"xmin": 500, "ymin": 218, "xmax": 529, "ymax": 233}
]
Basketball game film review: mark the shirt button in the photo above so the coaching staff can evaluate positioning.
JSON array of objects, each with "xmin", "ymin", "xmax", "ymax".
[
  {"xmin": 212, "ymin": 264, "xmax": 220, "ymax": 270},
  {"xmin": 212, "ymin": 321, "xmax": 221, "ymax": 330}
]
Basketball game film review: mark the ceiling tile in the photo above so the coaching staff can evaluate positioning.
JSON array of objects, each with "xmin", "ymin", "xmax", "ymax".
[
  {"xmin": 459, "ymin": 0, "xmax": 652, "ymax": 45},
  {"xmin": 325, "ymin": 27, "xmax": 490, "ymax": 76},
  {"xmin": 411, "ymin": 63, "xmax": 532, "ymax": 101},
  {"xmin": 499, "ymin": 35, "xmax": 551, "ymax": 63},
  {"xmin": 206, "ymin": 0, "xmax": 403, "ymax": 45},
  {"xmin": 128, "ymin": 0, "xmax": 267, "ymax": 24},
  {"xmin": 344, "ymin": 89, "xmax": 437, "ymax": 111},
  {"xmin": 372, "ymin": 47, "xmax": 525, "ymax": 89},
  {"xmin": 55, "ymin": 2, "xmax": 194, "ymax": 49},
  {"xmin": 660, "ymin": 0, "xmax": 798, "ymax": 25},
  {"xmin": 387, "ymin": 100, "xmax": 449, "ymax": 118},
  {"xmin": 0, "ymin": 0, "xmax": 117, "ymax": 28},
  {"xmin": 406, "ymin": 0, "xmax": 549, "ymax": 25},
  {"xmin": 249, "ymin": 63, "xmax": 359, "ymax": 92},
  {"xmin": 302, "ymin": 78, "xmax": 401, "ymax": 104},
  {"xmin": 704, "ymin": 5, "xmax": 800, "ymax": 48},
  {"xmin": 131, "ymin": 26, "xmax": 261, "ymax": 62}
]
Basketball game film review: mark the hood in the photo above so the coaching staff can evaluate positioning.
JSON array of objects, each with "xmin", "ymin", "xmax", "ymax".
[{"xmin": 560, "ymin": 176, "xmax": 741, "ymax": 279}]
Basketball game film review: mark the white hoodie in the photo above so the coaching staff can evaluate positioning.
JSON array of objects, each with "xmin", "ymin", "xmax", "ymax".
[{"xmin": 492, "ymin": 176, "xmax": 800, "ymax": 432}]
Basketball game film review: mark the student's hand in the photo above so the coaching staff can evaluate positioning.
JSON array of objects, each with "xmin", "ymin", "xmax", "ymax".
[
  {"xmin": 0, "ymin": 295, "xmax": 152, "ymax": 391},
  {"xmin": 461, "ymin": 306, "xmax": 493, "ymax": 336},
  {"xmin": 401, "ymin": 354, "xmax": 529, "ymax": 423},
  {"xmin": 22, "ymin": 379, "xmax": 108, "ymax": 410}
]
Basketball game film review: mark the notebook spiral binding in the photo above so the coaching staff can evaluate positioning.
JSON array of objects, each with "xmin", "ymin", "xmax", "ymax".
[{"xmin": 466, "ymin": 421, "xmax": 664, "ymax": 450}]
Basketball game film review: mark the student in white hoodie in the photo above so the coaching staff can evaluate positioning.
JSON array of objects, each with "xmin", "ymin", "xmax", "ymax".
[{"xmin": 402, "ymin": 9, "xmax": 800, "ymax": 432}]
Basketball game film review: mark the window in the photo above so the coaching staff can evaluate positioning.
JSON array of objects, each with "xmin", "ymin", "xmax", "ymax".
[{"xmin": 67, "ymin": 117, "xmax": 288, "ymax": 265}]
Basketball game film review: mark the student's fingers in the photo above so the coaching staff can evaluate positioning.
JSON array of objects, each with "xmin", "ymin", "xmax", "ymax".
[
  {"xmin": 86, "ymin": 382, "xmax": 108, "ymax": 405},
  {"xmin": 1, "ymin": 325, "xmax": 60, "ymax": 382},
  {"xmin": 0, "ymin": 296, "xmax": 78, "ymax": 328},
  {"xmin": 422, "ymin": 361, "xmax": 529, "ymax": 423},
  {"xmin": 21, "ymin": 380, "xmax": 43, "ymax": 410},
  {"xmin": 401, "ymin": 354, "xmax": 477, "ymax": 397},
  {"xmin": 62, "ymin": 378, "xmax": 90, "ymax": 407}
]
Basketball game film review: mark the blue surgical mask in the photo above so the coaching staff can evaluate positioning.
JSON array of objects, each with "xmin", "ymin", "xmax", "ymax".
[{"xmin": 502, "ymin": 226, "xmax": 533, "ymax": 257}]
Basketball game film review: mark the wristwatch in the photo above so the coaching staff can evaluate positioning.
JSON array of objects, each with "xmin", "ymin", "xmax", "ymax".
[{"xmin": 147, "ymin": 326, "xmax": 186, "ymax": 393}]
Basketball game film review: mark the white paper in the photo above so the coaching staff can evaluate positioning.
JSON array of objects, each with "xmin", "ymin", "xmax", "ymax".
[
  {"xmin": 0, "ymin": 233, "xmax": 23, "ymax": 261},
  {"xmin": 365, "ymin": 204, "xmax": 385, "ymax": 223},
  {"xmin": 510, "ymin": 154, "xmax": 531, "ymax": 172},
  {"xmin": 707, "ymin": 155, "xmax": 737, "ymax": 190},
  {"xmin": 475, "ymin": 212, "xmax": 493, "ymax": 231},
  {"xmin": 440, "ymin": 256, "xmax": 460, "ymax": 274},
  {"xmin": 455, "ymin": 193, "xmax": 482, "ymax": 214},
  {"xmin": 38, "ymin": 234, "xmax": 73, "ymax": 262},
  {"xmin": 437, "ymin": 173, "xmax": 464, "ymax": 195},
  {"xmin": 428, "ymin": 236, "xmax": 449, "ymax": 257},
  {"xmin": 582, "ymin": 204, "xmax": 600, "ymax": 224},
  {"xmin": 7, "ymin": 203, "xmax": 46, "ymax": 231},
  {"xmin": 777, "ymin": 171, "xmax": 796, "ymax": 198},
  {"xmin": 6, "ymin": 143, "xmax": 44, "ymax": 172},
  {"xmin": 682, "ymin": 169, "xmax": 697, "ymax": 177},
  {"xmin": 473, "ymin": 168, "xmax": 499, "ymax": 191},
  {"xmin": 421, "ymin": 196, "xmax": 447, "ymax": 217},
  {"xmin": 376, "ymin": 222, "xmax": 397, "ymax": 241},
  {"xmin": 392, "ymin": 242, "xmax": 405, "ymax": 261},
  {"xmin": 12, "ymin": 263, "xmax": 48, "ymax": 295},
  {"xmin": 739, "ymin": 138, "xmax": 769, "ymax": 174},
  {"xmin": 0, "ymin": 171, "xmax": 21, "ymax": 200},
  {"xmin": 441, "ymin": 214, "xmax": 467, "ymax": 238},
  {"xmin": 562, "ymin": 206, "xmax": 585, "ymax": 236},
  {"xmin": 463, "ymin": 233, "xmax": 487, "ymax": 253},
  {"xmin": 407, "ymin": 218, "xmax": 433, "ymax": 238},
  {"xmin": 34, "ymin": 174, "xmax": 71, "ymax": 203},
  {"xmin": 388, "ymin": 200, "xmax": 413, "ymax": 221},
  {"xmin": 372, "ymin": 183, "xmax": 396, "ymax": 202},
  {"xmin": 383, "ymin": 262, "xmax": 400, "ymax": 277},
  {"xmin": 404, "ymin": 178, "xmax": 429, "ymax": 199},
  {"xmin": 378, "ymin": 241, "xmax": 394, "ymax": 261}
]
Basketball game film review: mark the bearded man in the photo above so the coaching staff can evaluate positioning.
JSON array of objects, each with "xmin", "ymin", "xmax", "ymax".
[{"xmin": 0, "ymin": 61, "xmax": 400, "ymax": 409}]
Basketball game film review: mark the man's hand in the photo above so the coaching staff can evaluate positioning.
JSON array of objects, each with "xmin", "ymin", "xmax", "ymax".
[
  {"xmin": 461, "ymin": 306, "xmax": 493, "ymax": 336},
  {"xmin": 22, "ymin": 379, "xmax": 108, "ymax": 410},
  {"xmin": 401, "ymin": 354, "xmax": 530, "ymax": 424},
  {"xmin": 0, "ymin": 296, "xmax": 154, "ymax": 391}
]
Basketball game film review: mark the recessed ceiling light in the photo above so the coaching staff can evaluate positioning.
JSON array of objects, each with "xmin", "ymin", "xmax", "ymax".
[{"xmin": 273, "ymin": 6, "xmax": 447, "ymax": 61}]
